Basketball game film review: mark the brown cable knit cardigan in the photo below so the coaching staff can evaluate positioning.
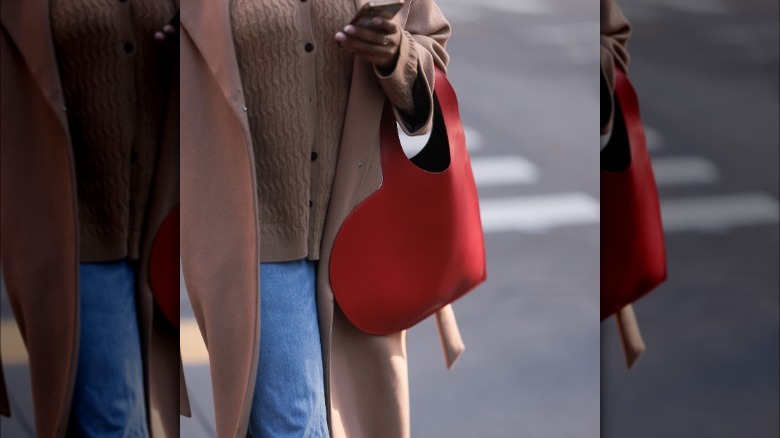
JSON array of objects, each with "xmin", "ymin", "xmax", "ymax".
[
  {"xmin": 231, "ymin": 0, "xmax": 423, "ymax": 261},
  {"xmin": 50, "ymin": 0, "xmax": 176, "ymax": 261}
]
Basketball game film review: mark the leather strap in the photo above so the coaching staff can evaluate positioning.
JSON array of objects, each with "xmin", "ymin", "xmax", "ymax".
[
  {"xmin": 435, "ymin": 305, "xmax": 465, "ymax": 369},
  {"xmin": 616, "ymin": 305, "xmax": 646, "ymax": 369}
]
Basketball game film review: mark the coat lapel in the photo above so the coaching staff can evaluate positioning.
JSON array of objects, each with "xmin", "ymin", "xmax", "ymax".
[
  {"xmin": 0, "ymin": 0, "xmax": 69, "ymax": 141},
  {"xmin": 180, "ymin": 0, "xmax": 251, "ymax": 145}
]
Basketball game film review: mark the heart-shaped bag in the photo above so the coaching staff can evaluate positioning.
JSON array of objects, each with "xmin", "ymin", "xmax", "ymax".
[
  {"xmin": 330, "ymin": 67, "xmax": 486, "ymax": 335},
  {"xmin": 601, "ymin": 68, "xmax": 667, "ymax": 320},
  {"xmin": 149, "ymin": 205, "xmax": 179, "ymax": 327}
]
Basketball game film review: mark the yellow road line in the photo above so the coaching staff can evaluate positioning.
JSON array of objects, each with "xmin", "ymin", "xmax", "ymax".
[
  {"xmin": 180, "ymin": 320, "xmax": 209, "ymax": 365},
  {"xmin": 0, "ymin": 320, "xmax": 28, "ymax": 365},
  {"xmin": 1, "ymin": 319, "xmax": 210, "ymax": 366}
]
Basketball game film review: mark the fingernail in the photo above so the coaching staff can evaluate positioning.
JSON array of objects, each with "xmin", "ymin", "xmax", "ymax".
[
  {"xmin": 372, "ymin": 17, "xmax": 382, "ymax": 25},
  {"xmin": 344, "ymin": 25, "xmax": 355, "ymax": 34},
  {"xmin": 163, "ymin": 25, "xmax": 175, "ymax": 33},
  {"xmin": 154, "ymin": 32, "xmax": 165, "ymax": 41},
  {"xmin": 335, "ymin": 32, "xmax": 347, "ymax": 42}
]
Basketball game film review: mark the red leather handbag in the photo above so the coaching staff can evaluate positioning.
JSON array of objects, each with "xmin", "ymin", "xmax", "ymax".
[
  {"xmin": 601, "ymin": 68, "xmax": 667, "ymax": 320},
  {"xmin": 330, "ymin": 67, "xmax": 487, "ymax": 335},
  {"xmin": 149, "ymin": 205, "xmax": 180, "ymax": 327}
]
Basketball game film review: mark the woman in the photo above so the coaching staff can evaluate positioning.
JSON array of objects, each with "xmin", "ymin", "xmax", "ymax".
[
  {"xmin": 601, "ymin": 0, "xmax": 647, "ymax": 368},
  {"xmin": 180, "ymin": 0, "xmax": 464, "ymax": 436},
  {"xmin": 0, "ymin": 0, "xmax": 180, "ymax": 435},
  {"xmin": 601, "ymin": 0, "xmax": 632, "ymax": 143}
]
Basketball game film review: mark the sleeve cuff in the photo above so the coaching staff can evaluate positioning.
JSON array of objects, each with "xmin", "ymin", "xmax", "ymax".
[
  {"xmin": 374, "ymin": 30, "xmax": 423, "ymax": 131},
  {"xmin": 600, "ymin": 47, "xmax": 616, "ymax": 136}
]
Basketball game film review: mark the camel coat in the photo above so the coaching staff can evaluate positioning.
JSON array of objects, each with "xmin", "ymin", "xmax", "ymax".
[
  {"xmin": 600, "ymin": 0, "xmax": 647, "ymax": 368},
  {"xmin": 0, "ymin": 1, "xmax": 181, "ymax": 436},
  {"xmin": 180, "ymin": 0, "xmax": 465, "ymax": 436},
  {"xmin": 601, "ymin": 0, "xmax": 632, "ymax": 135}
]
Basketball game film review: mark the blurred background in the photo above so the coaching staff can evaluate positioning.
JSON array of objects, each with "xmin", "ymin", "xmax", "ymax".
[
  {"xmin": 601, "ymin": 0, "xmax": 780, "ymax": 437},
  {"xmin": 0, "ymin": 0, "xmax": 601, "ymax": 436}
]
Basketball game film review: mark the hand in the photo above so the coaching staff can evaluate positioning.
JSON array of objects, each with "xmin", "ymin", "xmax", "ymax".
[{"xmin": 335, "ymin": 17, "xmax": 401, "ymax": 73}]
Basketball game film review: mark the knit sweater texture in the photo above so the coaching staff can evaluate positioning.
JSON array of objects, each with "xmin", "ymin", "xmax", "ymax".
[
  {"xmin": 50, "ymin": 0, "xmax": 176, "ymax": 261},
  {"xmin": 231, "ymin": 0, "xmax": 421, "ymax": 262}
]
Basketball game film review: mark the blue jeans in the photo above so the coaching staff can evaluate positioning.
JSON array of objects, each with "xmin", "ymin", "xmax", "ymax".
[
  {"xmin": 248, "ymin": 259, "xmax": 329, "ymax": 438},
  {"xmin": 69, "ymin": 260, "xmax": 149, "ymax": 437}
]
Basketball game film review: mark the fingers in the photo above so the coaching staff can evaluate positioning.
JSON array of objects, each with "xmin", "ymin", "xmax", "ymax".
[
  {"xmin": 335, "ymin": 17, "xmax": 401, "ymax": 70},
  {"xmin": 343, "ymin": 24, "xmax": 388, "ymax": 46},
  {"xmin": 336, "ymin": 35, "xmax": 392, "ymax": 65},
  {"xmin": 346, "ymin": 37, "xmax": 393, "ymax": 57},
  {"xmin": 366, "ymin": 17, "xmax": 397, "ymax": 34},
  {"xmin": 350, "ymin": 16, "xmax": 397, "ymax": 34},
  {"xmin": 337, "ymin": 16, "xmax": 399, "ymax": 48}
]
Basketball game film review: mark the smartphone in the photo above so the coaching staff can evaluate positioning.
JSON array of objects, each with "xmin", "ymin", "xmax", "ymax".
[{"xmin": 350, "ymin": 0, "xmax": 405, "ymax": 26}]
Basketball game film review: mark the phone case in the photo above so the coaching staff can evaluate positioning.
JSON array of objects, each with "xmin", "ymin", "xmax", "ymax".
[{"xmin": 350, "ymin": 1, "xmax": 404, "ymax": 25}]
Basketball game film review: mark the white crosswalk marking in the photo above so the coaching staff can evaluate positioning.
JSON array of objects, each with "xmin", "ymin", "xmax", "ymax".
[
  {"xmin": 514, "ymin": 22, "xmax": 598, "ymax": 46},
  {"xmin": 652, "ymin": 156, "xmax": 720, "ymax": 186},
  {"xmin": 399, "ymin": 124, "xmax": 597, "ymax": 233},
  {"xmin": 647, "ymin": 126, "xmax": 780, "ymax": 232},
  {"xmin": 661, "ymin": 193, "xmax": 780, "ymax": 232},
  {"xmin": 479, "ymin": 192, "xmax": 600, "ymax": 233},
  {"xmin": 643, "ymin": 125, "xmax": 664, "ymax": 151},
  {"xmin": 438, "ymin": 0, "xmax": 552, "ymax": 18},
  {"xmin": 471, "ymin": 155, "xmax": 539, "ymax": 186},
  {"xmin": 628, "ymin": 0, "xmax": 729, "ymax": 14}
]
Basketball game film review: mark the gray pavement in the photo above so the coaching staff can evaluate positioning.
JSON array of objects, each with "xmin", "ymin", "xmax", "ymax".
[{"xmin": 601, "ymin": 1, "xmax": 780, "ymax": 437}]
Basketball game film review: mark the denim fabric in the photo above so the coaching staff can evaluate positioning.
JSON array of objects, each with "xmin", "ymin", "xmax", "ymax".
[
  {"xmin": 69, "ymin": 260, "xmax": 149, "ymax": 437},
  {"xmin": 248, "ymin": 259, "xmax": 329, "ymax": 438}
]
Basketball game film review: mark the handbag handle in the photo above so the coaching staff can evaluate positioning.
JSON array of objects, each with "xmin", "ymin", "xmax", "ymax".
[{"xmin": 379, "ymin": 68, "xmax": 466, "ymax": 180}]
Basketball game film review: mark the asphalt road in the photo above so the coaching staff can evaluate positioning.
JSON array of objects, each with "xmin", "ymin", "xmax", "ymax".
[{"xmin": 600, "ymin": 1, "xmax": 780, "ymax": 437}]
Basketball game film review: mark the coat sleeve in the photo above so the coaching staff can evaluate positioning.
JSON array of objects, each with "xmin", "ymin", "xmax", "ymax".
[
  {"xmin": 601, "ymin": 0, "xmax": 631, "ymax": 135},
  {"xmin": 375, "ymin": 0, "xmax": 451, "ymax": 135}
]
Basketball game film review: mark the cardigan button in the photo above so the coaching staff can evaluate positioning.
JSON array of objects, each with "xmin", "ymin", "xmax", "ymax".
[
  {"xmin": 305, "ymin": 43, "xmax": 314, "ymax": 53},
  {"xmin": 123, "ymin": 42, "xmax": 134, "ymax": 53},
  {"xmin": 311, "ymin": 151, "xmax": 318, "ymax": 161}
]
